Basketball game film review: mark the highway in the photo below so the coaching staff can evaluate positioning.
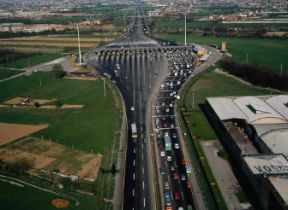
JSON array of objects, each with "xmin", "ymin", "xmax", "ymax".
[
  {"xmin": 85, "ymin": 2, "xmax": 164, "ymax": 210},
  {"xmin": 84, "ymin": 1, "xmax": 222, "ymax": 210}
]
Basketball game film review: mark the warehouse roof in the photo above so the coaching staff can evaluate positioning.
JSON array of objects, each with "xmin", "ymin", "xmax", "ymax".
[
  {"xmin": 206, "ymin": 97, "xmax": 246, "ymax": 121},
  {"xmin": 261, "ymin": 129, "xmax": 288, "ymax": 157},
  {"xmin": 266, "ymin": 95, "xmax": 288, "ymax": 121},
  {"xmin": 243, "ymin": 154, "xmax": 288, "ymax": 175},
  {"xmin": 207, "ymin": 95, "xmax": 288, "ymax": 124},
  {"xmin": 233, "ymin": 96, "xmax": 286, "ymax": 124},
  {"xmin": 266, "ymin": 175, "xmax": 288, "ymax": 207}
]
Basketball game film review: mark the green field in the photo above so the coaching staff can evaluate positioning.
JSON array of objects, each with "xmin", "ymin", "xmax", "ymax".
[
  {"xmin": 153, "ymin": 18, "xmax": 288, "ymax": 31},
  {"xmin": 0, "ymin": 53, "xmax": 61, "ymax": 69},
  {"xmin": 0, "ymin": 69, "xmax": 21, "ymax": 80},
  {"xmin": 0, "ymin": 72, "xmax": 122, "ymax": 209},
  {"xmin": 182, "ymin": 70, "xmax": 280, "ymax": 139},
  {"xmin": 157, "ymin": 34, "xmax": 288, "ymax": 71},
  {"xmin": 0, "ymin": 180, "xmax": 102, "ymax": 210}
]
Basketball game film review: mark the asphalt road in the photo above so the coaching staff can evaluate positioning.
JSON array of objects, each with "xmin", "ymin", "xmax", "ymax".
[
  {"xmin": 85, "ymin": 2, "xmax": 164, "ymax": 210},
  {"xmin": 83, "ymin": 1, "xmax": 222, "ymax": 210}
]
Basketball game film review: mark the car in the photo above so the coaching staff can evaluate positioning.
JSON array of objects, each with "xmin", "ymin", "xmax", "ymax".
[
  {"xmin": 178, "ymin": 207, "xmax": 184, "ymax": 210},
  {"xmin": 143, "ymin": 138, "xmax": 148, "ymax": 144},
  {"xmin": 160, "ymin": 151, "xmax": 165, "ymax": 157},
  {"xmin": 174, "ymin": 192, "xmax": 181, "ymax": 200},
  {"xmin": 165, "ymin": 206, "xmax": 172, "ymax": 210},
  {"xmin": 180, "ymin": 174, "xmax": 186, "ymax": 181},
  {"xmin": 186, "ymin": 164, "xmax": 192, "ymax": 173},
  {"xmin": 170, "ymin": 124, "xmax": 175, "ymax": 128},
  {"xmin": 160, "ymin": 166, "xmax": 166, "ymax": 174},
  {"xmin": 181, "ymin": 159, "xmax": 186, "ymax": 165},
  {"xmin": 164, "ymin": 182, "xmax": 169, "ymax": 189},
  {"xmin": 173, "ymin": 173, "xmax": 179, "ymax": 180},
  {"xmin": 174, "ymin": 143, "xmax": 179, "ymax": 149},
  {"xmin": 172, "ymin": 133, "xmax": 177, "ymax": 138},
  {"xmin": 167, "ymin": 156, "xmax": 172, "ymax": 162}
]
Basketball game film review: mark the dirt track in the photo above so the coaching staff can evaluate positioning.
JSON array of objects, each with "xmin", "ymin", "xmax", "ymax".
[
  {"xmin": 4, "ymin": 97, "xmax": 56, "ymax": 105},
  {"xmin": 0, "ymin": 123, "xmax": 48, "ymax": 146}
]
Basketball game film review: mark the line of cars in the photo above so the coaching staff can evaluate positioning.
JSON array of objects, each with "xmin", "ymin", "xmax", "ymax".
[{"xmin": 154, "ymin": 48, "xmax": 197, "ymax": 210}]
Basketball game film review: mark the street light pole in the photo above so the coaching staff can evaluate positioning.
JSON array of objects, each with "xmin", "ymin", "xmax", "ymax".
[
  {"xmin": 184, "ymin": 12, "xmax": 187, "ymax": 46},
  {"xmin": 103, "ymin": 78, "xmax": 106, "ymax": 97},
  {"xmin": 77, "ymin": 24, "xmax": 82, "ymax": 65}
]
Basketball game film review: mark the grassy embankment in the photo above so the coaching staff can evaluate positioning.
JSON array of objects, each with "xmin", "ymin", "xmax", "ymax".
[{"xmin": 0, "ymin": 72, "xmax": 123, "ymax": 210}]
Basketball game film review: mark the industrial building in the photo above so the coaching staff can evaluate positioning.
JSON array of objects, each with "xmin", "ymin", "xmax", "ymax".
[{"xmin": 205, "ymin": 95, "xmax": 288, "ymax": 210}]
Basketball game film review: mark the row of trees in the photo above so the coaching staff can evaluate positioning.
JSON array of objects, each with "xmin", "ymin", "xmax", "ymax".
[
  {"xmin": 218, "ymin": 59, "xmax": 288, "ymax": 91},
  {"xmin": 0, "ymin": 49, "xmax": 40, "ymax": 64}
]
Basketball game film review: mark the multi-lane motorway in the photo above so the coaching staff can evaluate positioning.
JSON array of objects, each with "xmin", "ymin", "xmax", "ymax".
[{"xmin": 84, "ymin": 1, "xmax": 221, "ymax": 210}]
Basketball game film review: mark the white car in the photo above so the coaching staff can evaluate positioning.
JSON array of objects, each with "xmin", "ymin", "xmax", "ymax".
[
  {"xmin": 167, "ymin": 156, "xmax": 172, "ymax": 162},
  {"xmin": 174, "ymin": 143, "xmax": 179, "ymax": 149},
  {"xmin": 160, "ymin": 151, "xmax": 165, "ymax": 157}
]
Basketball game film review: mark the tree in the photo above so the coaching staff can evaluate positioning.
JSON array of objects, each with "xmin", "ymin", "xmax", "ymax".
[
  {"xmin": 111, "ymin": 163, "xmax": 117, "ymax": 175},
  {"xmin": 52, "ymin": 64, "xmax": 66, "ymax": 79}
]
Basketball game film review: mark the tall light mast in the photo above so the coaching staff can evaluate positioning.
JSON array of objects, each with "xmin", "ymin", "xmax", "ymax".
[
  {"xmin": 77, "ymin": 24, "xmax": 82, "ymax": 65},
  {"xmin": 184, "ymin": 12, "xmax": 187, "ymax": 46}
]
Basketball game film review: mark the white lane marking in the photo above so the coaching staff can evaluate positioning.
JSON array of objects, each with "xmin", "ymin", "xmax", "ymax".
[
  {"xmin": 143, "ymin": 197, "xmax": 146, "ymax": 208},
  {"xmin": 133, "ymin": 160, "xmax": 135, "ymax": 166},
  {"xmin": 142, "ymin": 167, "xmax": 144, "ymax": 174},
  {"xmin": 132, "ymin": 189, "xmax": 135, "ymax": 197},
  {"xmin": 142, "ymin": 181, "xmax": 145, "ymax": 190},
  {"xmin": 142, "ymin": 154, "xmax": 143, "ymax": 160},
  {"xmin": 133, "ymin": 148, "xmax": 136, "ymax": 154},
  {"xmin": 133, "ymin": 173, "xmax": 135, "ymax": 180}
]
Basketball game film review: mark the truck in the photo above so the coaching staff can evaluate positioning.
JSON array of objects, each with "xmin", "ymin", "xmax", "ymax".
[
  {"xmin": 164, "ymin": 132, "xmax": 172, "ymax": 151},
  {"xmin": 131, "ymin": 123, "xmax": 137, "ymax": 139}
]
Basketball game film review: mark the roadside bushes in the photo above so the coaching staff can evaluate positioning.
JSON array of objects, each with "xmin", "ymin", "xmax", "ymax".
[
  {"xmin": 218, "ymin": 58, "xmax": 288, "ymax": 91},
  {"xmin": 0, "ymin": 49, "xmax": 39, "ymax": 64}
]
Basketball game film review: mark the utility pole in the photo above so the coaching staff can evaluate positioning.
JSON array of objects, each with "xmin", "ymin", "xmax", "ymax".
[
  {"xmin": 103, "ymin": 78, "xmax": 106, "ymax": 97},
  {"xmin": 184, "ymin": 12, "xmax": 187, "ymax": 46},
  {"xmin": 77, "ymin": 24, "xmax": 82, "ymax": 65}
]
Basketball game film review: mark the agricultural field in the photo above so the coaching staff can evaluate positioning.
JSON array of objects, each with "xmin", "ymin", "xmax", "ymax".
[
  {"xmin": 157, "ymin": 34, "xmax": 288, "ymax": 72},
  {"xmin": 0, "ymin": 33, "xmax": 119, "ymax": 66},
  {"xmin": 0, "ymin": 72, "xmax": 123, "ymax": 210},
  {"xmin": 152, "ymin": 18, "xmax": 288, "ymax": 32}
]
